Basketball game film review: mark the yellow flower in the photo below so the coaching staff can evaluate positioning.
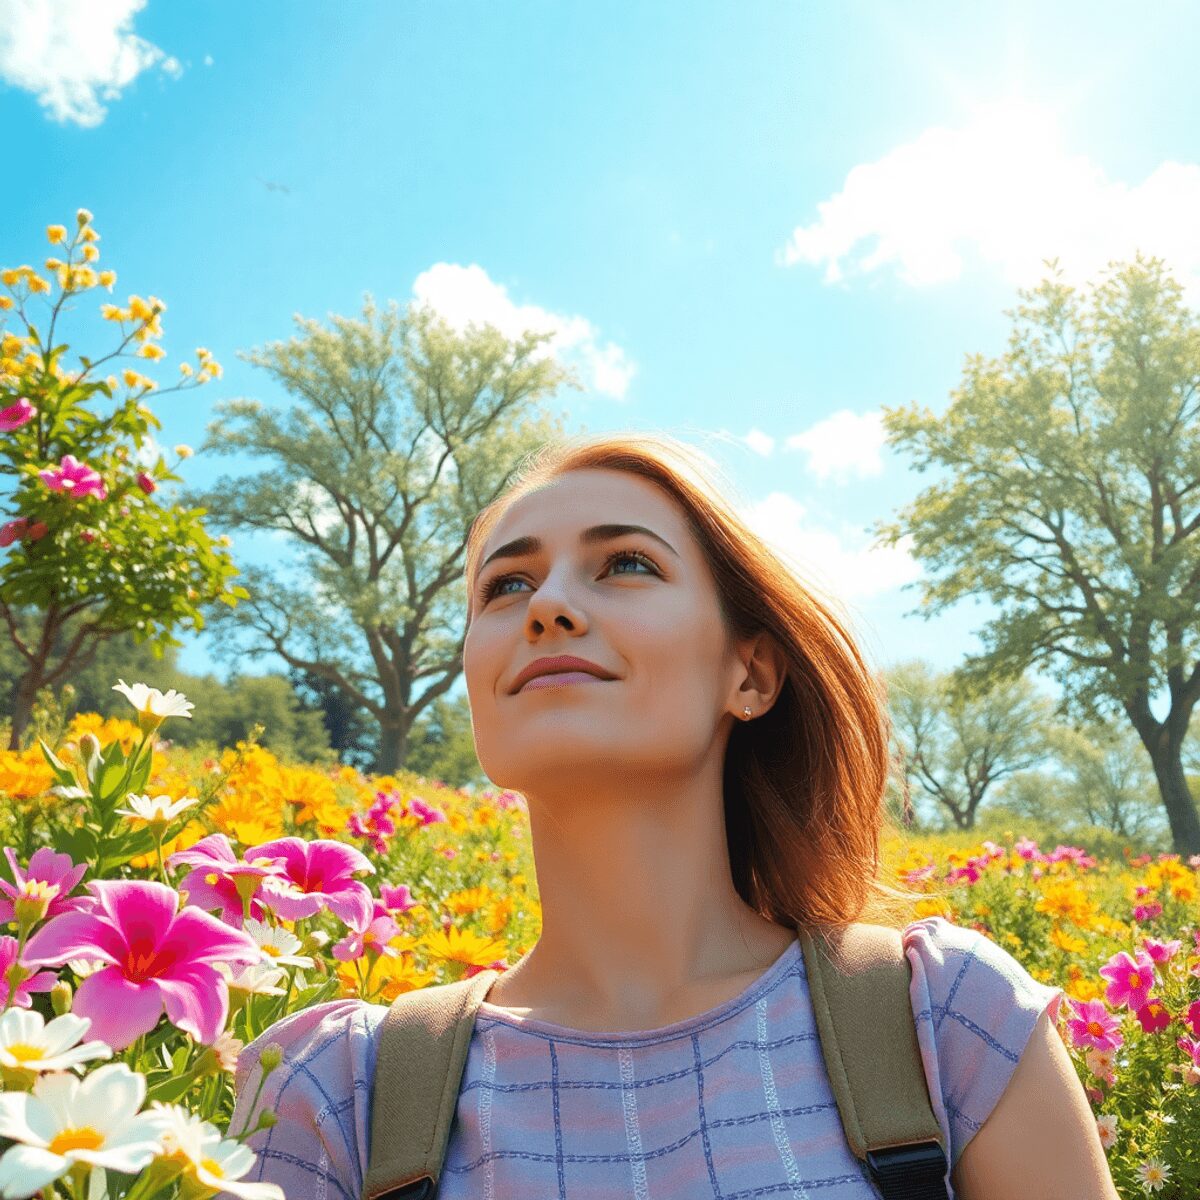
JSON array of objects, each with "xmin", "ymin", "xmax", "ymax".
[
  {"xmin": 421, "ymin": 926, "xmax": 510, "ymax": 971},
  {"xmin": 122, "ymin": 368, "xmax": 143, "ymax": 388},
  {"xmin": 0, "ymin": 297, "xmax": 12, "ymax": 310},
  {"xmin": 179, "ymin": 362, "xmax": 193, "ymax": 376},
  {"xmin": 137, "ymin": 343, "xmax": 166, "ymax": 361},
  {"xmin": 81, "ymin": 244, "xmax": 99, "ymax": 263},
  {"xmin": 0, "ymin": 269, "xmax": 20, "ymax": 286},
  {"xmin": 80, "ymin": 227, "xmax": 100, "ymax": 243},
  {"xmin": 100, "ymin": 304, "xmax": 126, "ymax": 321},
  {"xmin": 914, "ymin": 897, "xmax": 953, "ymax": 919},
  {"xmin": 97, "ymin": 270, "xmax": 116, "ymax": 291},
  {"xmin": 128, "ymin": 295, "xmax": 154, "ymax": 321},
  {"xmin": 27, "ymin": 274, "xmax": 51, "ymax": 294},
  {"xmin": 1049, "ymin": 926, "xmax": 1088, "ymax": 955},
  {"xmin": 44, "ymin": 258, "xmax": 64, "ymax": 272},
  {"xmin": 76, "ymin": 208, "xmax": 93, "ymax": 226},
  {"xmin": 46, "ymin": 225, "xmax": 68, "ymax": 244}
]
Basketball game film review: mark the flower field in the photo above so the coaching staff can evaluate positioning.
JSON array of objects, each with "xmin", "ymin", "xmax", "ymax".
[{"xmin": 0, "ymin": 682, "xmax": 1197, "ymax": 1198}]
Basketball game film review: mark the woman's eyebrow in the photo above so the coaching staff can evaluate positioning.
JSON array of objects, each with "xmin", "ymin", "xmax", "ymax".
[{"xmin": 480, "ymin": 523, "xmax": 680, "ymax": 571}]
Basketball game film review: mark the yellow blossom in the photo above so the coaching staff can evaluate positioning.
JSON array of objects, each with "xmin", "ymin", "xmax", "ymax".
[
  {"xmin": 76, "ymin": 208, "xmax": 93, "ymax": 226},
  {"xmin": 0, "ymin": 297, "xmax": 12, "ymax": 310},
  {"xmin": 137, "ymin": 343, "xmax": 166, "ymax": 361},
  {"xmin": 98, "ymin": 270, "xmax": 116, "ymax": 290},
  {"xmin": 46, "ymin": 225, "xmax": 68, "ymax": 244},
  {"xmin": 179, "ymin": 362, "xmax": 193, "ymax": 376},
  {"xmin": 81, "ymin": 244, "xmax": 99, "ymax": 263}
]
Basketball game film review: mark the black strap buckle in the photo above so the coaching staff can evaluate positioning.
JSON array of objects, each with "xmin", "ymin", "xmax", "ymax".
[{"xmin": 865, "ymin": 1140, "xmax": 949, "ymax": 1199}]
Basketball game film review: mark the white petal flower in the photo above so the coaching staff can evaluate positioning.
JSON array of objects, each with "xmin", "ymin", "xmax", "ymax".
[
  {"xmin": 243, "ymin": 919, "xmax": 314, "ymax": 969},
  {"xmin": 214, "ymin": 960, "xmax": 287, "ymax": 996},
  {"xmin": 1095, "ymin": 1113, "xmax": 1118, "ymax": 1149},
  {"xmin": 111, "ymin": 679, "xmax": 194, "ymax": 733},
  {"xmin": 0, "ymin": 1062, "xmax": 163, "ymax": 1197},
  {"xmin": 0, "ymin": 1010, "xmax": 112, "ymax": 1075},
  {"xmin": 113, "ymin": 793, "xmax": 200, "ymax": 824},
  {"xmin": 143, "ymin": 1104, "xmax": 283, "ymax": 1199}
]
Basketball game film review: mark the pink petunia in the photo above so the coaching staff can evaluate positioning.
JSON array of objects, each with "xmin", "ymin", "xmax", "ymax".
[
  {"xmin": 1099, "ymin": 949, "xmax": 1156, "ymax": 1012},
  {"xmin": 332, "ymin": 905, "xmax": 399, "ymax": 963},
  {"xmin": 1142, "ymin": 937, "xmax": 1181, "ymax": 964},
  {"xmin": 0, "ymin": 396, "xmax": 36, "ymax": 432},
  {"xmin": 379, "ymin": 883, "xmax": 419, "ymax": 914},
  {"xmin": 246, "ymin": 837, "xmax": 375, "ymax": 929},
  {"xmin": 0, "ymin": 935, "xmax": 57, "ymax": 1007},
  {"xmin": 0, "ymin": 846, "xmax": 89, "ymax": 926},
  {"xmin": 1184, "ymin": 1000, "xmax": 1200, "ymax": 1037},
  {"xmin": 1135, "ymin": 997, "xmax": 1172, "ymax": 1034},
  {"xmin": 38, "ymin": 453, "xmax": 108, "ymax": 500},
  {"xmin": 406, "ymin": 797, "xmax": 447, "ymax": 826},
  {"xmin": 1066, "ymin": 998, "xmax": 1125, "ymax": 1051},
  {"xmin": 20, "ymin": 880, "xmax": 259, "ymax": 1049},
  {"xmin": 166, "ymin": 832, "xmax": 287, "ymax": 928},
  {"xmin": 1178, "ymin": 1035, "xmax": 1200, "ymax": 1069}
]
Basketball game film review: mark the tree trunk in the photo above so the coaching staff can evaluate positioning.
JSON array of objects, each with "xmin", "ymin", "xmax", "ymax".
[
  {"xmin": 7, "ymin": 664, "xmax": 45, "ymax": 751},
  {"xmin": 376, "ymin": 720, "xmax": 408, "ymax": 776},
  {"xmin": 1147, "ymin": 742, "xmax": 1200, "ymax": 856}
]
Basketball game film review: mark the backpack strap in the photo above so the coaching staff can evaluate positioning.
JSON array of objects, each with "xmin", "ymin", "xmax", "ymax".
[
  {"xmin": 798, "ymin": 922, "xmax": 950, "ymax": 1199},
  {"xmin": 364, "ymin": 967, "xmax": 501, "ymax": 1200}
]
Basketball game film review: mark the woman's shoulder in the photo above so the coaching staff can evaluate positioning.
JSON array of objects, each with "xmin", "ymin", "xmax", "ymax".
[
  {"xmin": 900, "ymin": 915, "xmax": 1065, "ymax": 1172},
  {"xmin": 231, "ymin": 998, "xmax": 391, "ymax": 1196}
]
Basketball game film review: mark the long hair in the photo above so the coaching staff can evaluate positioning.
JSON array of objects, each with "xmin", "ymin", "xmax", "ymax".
[{"xmin": 463, "ymin": 431, "xmax": 928, "ymax": 932}]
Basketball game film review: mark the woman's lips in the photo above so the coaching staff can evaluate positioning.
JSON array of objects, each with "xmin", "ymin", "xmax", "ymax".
[{"xmin": 518, "ymin": 672, "xmax": 610, "ymax": 692}]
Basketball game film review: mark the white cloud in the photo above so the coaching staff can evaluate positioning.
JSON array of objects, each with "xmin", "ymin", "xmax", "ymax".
[
  {"xmin": 411, "ymin": 263, "xmax": 636, "ymax": 400},
  {"xmin": 739, "ymin": 427, "xmax": 775, "ymax": 457},
  {"xmin": 778, "ymin": 98, "xmax": 1200, "ymax": 299},
  {"xmin": 741, "ymin": 490, "xmax": 920, "ymax": 603},
  {"xmin": 0, "ymin": 0, "xmax": 179, "ymax": 127},
  {"xmin": 784, "ymin": 409, "xmax": 886, "ymax": 482}
]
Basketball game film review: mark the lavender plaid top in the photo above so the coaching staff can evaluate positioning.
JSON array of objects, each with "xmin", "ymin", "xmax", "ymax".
[{"xmin": 231, "ymin": 916, "xmax": 1063, "ymax": 1199}]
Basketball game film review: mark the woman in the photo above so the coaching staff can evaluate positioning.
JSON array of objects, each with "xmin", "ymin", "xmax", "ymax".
[{"xmin": 232, "ymin": 432, "xmax": 1119, "ymax": 1198}]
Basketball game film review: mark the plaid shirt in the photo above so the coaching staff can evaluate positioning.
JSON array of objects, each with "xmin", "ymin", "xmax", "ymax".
[{"xmin": 232, "ymin": 915, "xmax": 1063, "ymax": 1199}]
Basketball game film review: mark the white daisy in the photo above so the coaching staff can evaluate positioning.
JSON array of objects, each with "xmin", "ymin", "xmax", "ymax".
[
  {"xmin": 214, "ymin": 960, "xmax": 288, "ymax": 997},
  {"xmin": 0, "ymin": 1062, "xmax": 164, "ymax": 1198},
  {"xmin": 243, "ymin": 919, "xmax": 314, "ymax": 969},
  {"xmin": 1095, "ymin": 1113, "xmax": 1118, "ymax": 1150},
  {"xmin": 1137, "ymin": 1157, "xmax": 1172, "ymax": 1192},
  {"xmin": 143, "ymin": 1103, "xmax": 283, "ymax": 1199},
  {"xmin": 0, "ymin": 1010, "xmax": 112, "ymax": 1076},
  {"xmin": 111, "ymin": 679, "xmax": 194, "ymax": 734},
  {"xmin": 113, "ymin": 793, "xmax": 199, "ymax": 827}
]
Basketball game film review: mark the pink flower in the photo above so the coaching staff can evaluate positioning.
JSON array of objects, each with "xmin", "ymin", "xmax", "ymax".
[
  {"xmin": 406, "ymin": 797, "xmax": 447, "ymax": 826},
  {"xmin": 1178, "ymin": 1035, "xmax": 1200, "ymax": 1069},
  {"xmin": 379, "ymin": 883, "xmax": 419, "ymax": 914},
  {"xmin": 1099, "ymin": 950, "xmax": 1156, "ymax": 1011},
  {"xmin": 1013, "ymin": 837, "xmax": 1042, "ymax": 860},
  {"xmin": 167, "ymin": 833, "xmax": 287, "ymax": 928},
  {"xmin": 1184, "ymin": 1000, "xmax": 1200, "ymax": 1037},
  {"xmin": 0, "ymin": 935, "xmax": 57, "ymax": 1006},
  {"xmin": 0, "ymin": 396, "xmax": 36, "ymax": 431},
  {"xmin": 247, "ymin": 837, "xmax": 375, "ymax": 929},
  {"xmin": 21, "ymin": 880, "xmax": 259, "ymax": 1049},
  {"xmin": 25, "ymin": 520, "xmax": 47, "ymax": 542},
  {"xmin": 332, "ymin": 907, "xmax": 399, "ymax": 963},
  {"xmin": 1066, "ymin": 999, "xmax": 1124, "ymax": 1051},
  {"xmin": 1135, "ymin": 998, "xmax": 1172, "ymax": 1034},
  {"xmin": 0, "ymin": 847, "xmax": 88, "ymax": 926},
  {"xmin": 1134, "ymin": 901, "xmax": 1163, "ymax": 922},
  {"xmin": 1142, "ymin": 937, "xmax": 1181, "ymax": 964},
  {"xmin": 38, "ymin": 453, "xmax": 108, "ymax": 500}
]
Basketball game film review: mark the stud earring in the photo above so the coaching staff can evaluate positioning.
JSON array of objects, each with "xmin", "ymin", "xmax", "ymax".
[{"xmin": 742, "ymin": 706, "xmax": 752, "ymax": 719}]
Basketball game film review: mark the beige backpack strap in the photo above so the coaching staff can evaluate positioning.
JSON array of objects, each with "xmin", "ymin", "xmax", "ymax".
[
  {"xmin": 364, "ymin": 967, "xmax": 500, "ymax": 1200},
  {"xmin": 798, "ymin": 922, "xmax": 950, "ymax": 1199}
]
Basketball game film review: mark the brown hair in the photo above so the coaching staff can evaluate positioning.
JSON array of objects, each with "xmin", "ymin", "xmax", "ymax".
[{"xmin": 463, "ymin": 431, "xmax": 927, "ymax": 933}]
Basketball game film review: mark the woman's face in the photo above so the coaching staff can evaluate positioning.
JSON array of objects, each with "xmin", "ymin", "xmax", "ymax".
[{"xmin": 463, "ymin": 468, "xmax": 752, "ymax": 798}]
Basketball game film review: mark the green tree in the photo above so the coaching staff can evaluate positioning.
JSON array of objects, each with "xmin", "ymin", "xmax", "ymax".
[
  {"xmin": 183, "ymin": 296, "xmax": 577, "ymax": 773},
  {"xmin": 885, "ymin": 659, "xmax": 1053, "ymax": 829},
  {"xmin": 402, "ymin": 690, "xmax": 490, "ymax": 791},
  {"xmin": 875, "ymin": 255, "xmax": 1200, "ymax": 853},
  {"xmin": 0, "ymin": 209, "xmax": 246, "ymax": 750}
]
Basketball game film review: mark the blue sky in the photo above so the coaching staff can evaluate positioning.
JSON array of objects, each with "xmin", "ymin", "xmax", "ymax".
[{"xmin": 3, "ymin": 0, "xmax": 1199, "ymax": 701}]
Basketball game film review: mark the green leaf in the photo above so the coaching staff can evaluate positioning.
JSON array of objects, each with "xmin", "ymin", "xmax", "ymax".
[{"xmin": 52, "ymin": 826, "xmax": 98, "ymax": 864}]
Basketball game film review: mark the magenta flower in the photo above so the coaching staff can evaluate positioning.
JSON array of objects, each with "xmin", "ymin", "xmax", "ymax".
[
  {"xmin": 333, "ymin": 904, "xmax": 399, "ymax": 962},
  {"xmin": 379, "ymin": 883, "xmax": 419, "ymax": 914},
  {"xmin": 1184, "ymin": 1000, "xmax": 1200, "ymax": 1037},
  {"xmin": 0, "ymin": 517, "xmax": 30, "ymax": 548},
  {"xmin": 1066, "ymin": 998, "xmax": 1124, "ymax": 1051},
  {"xmin": 1013, "ymin": 837, "xmax": 1042, "ymax": 861},
  {"xmin": 20, "ymin": 880, "xmax": 259, "ymax": 1049},
  {"xmin": 0, "ymin": 935, "xmax": 57, "ymax": 1007},
  {"xmin": 1134, "ymin": 901, "xmax": 1163, "ymax": 922},
  {"xmin": 38, "ymin": 454, "xmax": 108, "ymax": 500},
  {"xmin": 406, "ymin": 797, "xmax": 447, "ymax": 826},
  {"xmin": 1099, "ymin": 949, "xmax": 1156, "ymax": 1012},
  {"xmin": 1142, "ymin": 937, "xmax": 1181, "ymax": 964},
  {"xmin": 0, "ymin": 847, "xmax": 88, "ymax": 926},
  {"xmin": 1178, "ymin": 1034, "xmax": 1200, "ymax": 1068},
  {"xmin": 247, "ymin": 837, "xmax": 374, "ymax": 929},
  {"xmin": 166, "ymin": 833, "xmax": 287, "ymax": 928},
  {"xmin": 1135, "ymin": 997, "xmax": 1172, "ymax": 1034},
  {"xmin": 0, "ymin": 396, "xmax": 36, "ymax": 432}
]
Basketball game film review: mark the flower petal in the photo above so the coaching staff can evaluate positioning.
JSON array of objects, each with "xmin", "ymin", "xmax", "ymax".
[
  {"xmin": 157, "ymin": 905, "xmax": 259, "ymax": 968},
  {"xmin": 86, "ymin": 880, "xmax": 178, "ymax": 951},
  {"xmin": 155, "ymin": 963, "xmax": 228, "ymax": 1044},
  {"xmin": 72, "ymin": 969, "xmax": 164, "ymax": 1051},
  {"xmin": 0, "ymin": 1143, "xmax": 68, "ymax": 1198},
  {"xmin": 21, "ymin": 911, "xmax": 124, "ymax": 968}
]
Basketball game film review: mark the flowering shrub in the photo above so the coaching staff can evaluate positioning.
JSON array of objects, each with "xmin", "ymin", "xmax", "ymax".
[{"xmin": 0, "ymin": 681, "xmax": 1196, "ymax": 1196}]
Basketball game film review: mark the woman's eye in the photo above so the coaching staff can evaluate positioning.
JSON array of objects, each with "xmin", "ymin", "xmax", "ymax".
[{"xmin": 480, "ymin": 547, "xmax": 660, "ymax": 603}]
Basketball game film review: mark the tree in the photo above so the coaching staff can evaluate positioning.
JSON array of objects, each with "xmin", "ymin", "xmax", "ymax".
[
  {"xmin": 0, "ymin": 209, "xmax": 246, "ymax": 749},
  {"xmin": 875, "ymin": 255, "xmax": 1200, "ymax": 853},
  {"xmin": 885, "ymin": 659, "xmax": 1053, "ymax": 829},
  {"xmin": 287, "ymin": 666, "xmax": 378, "ymax": 773},
  {"xmin": 183, "ymin": 296, "xmax": 577, "ymax": 773}
]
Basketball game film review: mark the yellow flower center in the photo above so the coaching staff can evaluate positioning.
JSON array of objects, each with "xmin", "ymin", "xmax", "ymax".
[
  {"xmin": 1087, "ymin": 1021, "xmax": 1104, "ymax": 1037},
  {"xmin": 48, "ymin": 1127, "xmax": 105, "ymax": 1155},
  {"xmin": 1128, "ymin": 973, "xmax": 1141, "ymax": 989},
  {"xmin": 6, "ymin": 1042, "xmax": 45, "ymax": 1062},
  {"xmin": 200, "ymin": 1157, "xmax": 225, "ymax": 1178},
  {"xmin": 262, "ymin": 944, "xmax": 282, "ymax": 957}
]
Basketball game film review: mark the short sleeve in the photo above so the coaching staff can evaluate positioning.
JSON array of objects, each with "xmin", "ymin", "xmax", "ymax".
[
  {"xmin": 903, "ymin": 916, "xmax": 1064, "ymax": 1179},
  {"xmin": 230, "ymin": 998, "xmax": 389, "ymax": 1200}
]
